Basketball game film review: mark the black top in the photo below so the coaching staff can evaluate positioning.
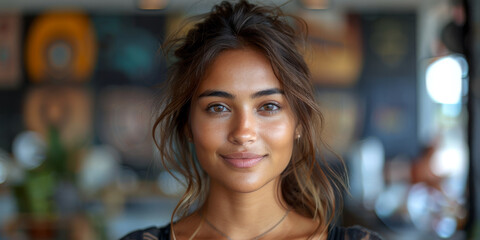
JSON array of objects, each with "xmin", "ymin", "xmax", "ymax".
[{"xmin": 120, "ymin": 224, "xmax": 384, "ymax": 240}]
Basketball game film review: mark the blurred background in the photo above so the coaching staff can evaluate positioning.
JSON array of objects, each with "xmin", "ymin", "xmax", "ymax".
[{"xmin": 0, "ymin": 0, "xmax": 478, "ymax": 239}]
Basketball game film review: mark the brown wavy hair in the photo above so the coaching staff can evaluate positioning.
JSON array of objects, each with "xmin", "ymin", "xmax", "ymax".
[{"xmin": 152, "ymin": 0, "xmax": 347, "ymax": 237}]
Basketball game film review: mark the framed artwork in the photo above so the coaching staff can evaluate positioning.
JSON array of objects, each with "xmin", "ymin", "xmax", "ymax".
[
  {"xmin": 23, "ymin": 85, "xmax": 93, "ymax": 147},
  {"xmin": 24, "ymin": 12, "xmax": 97, "ymax": 83},
  {"xmin": 0, "ymin": 13, "xmax": 22, "ymax": 88},
  {"xmin": 316, "ymin": 90, "xmax": 363, "ymax": 154},
  {"xmin": 301, "ymin": 13, "xmax": 363, "ymax": 86},
  {"xmin": 98, "ymin": 86, "xmax": 154, "ymax": 167}
]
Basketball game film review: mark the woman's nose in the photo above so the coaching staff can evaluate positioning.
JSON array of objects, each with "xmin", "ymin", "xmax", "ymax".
[{"xmin": 228, "ymin": 111, "xmax": 257, "ymax": 145}]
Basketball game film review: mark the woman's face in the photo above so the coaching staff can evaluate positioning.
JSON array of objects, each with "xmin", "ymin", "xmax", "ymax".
[{"xmin": 189, "ymin": 48, "xmax": 298, "ymax": 193}]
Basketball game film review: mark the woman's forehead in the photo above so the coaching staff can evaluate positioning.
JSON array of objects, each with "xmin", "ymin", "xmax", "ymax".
[{"xmin": 196, "ymin": 48, "xmax": 283, "ymax": 94}]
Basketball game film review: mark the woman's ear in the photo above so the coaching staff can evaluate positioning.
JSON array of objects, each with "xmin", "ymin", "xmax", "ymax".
[{"xmin": 295, "ymin": 124, "xmax": 302, "ymax": 139}]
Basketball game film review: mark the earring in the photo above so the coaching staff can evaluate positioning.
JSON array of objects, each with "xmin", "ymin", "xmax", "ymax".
[{"xmin": 296, "ymin": 134, "xmax": 301, "ymax": 139}]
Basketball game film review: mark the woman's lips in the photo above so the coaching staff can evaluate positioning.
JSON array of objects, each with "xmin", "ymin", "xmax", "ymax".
[{"xmin": 220, "ymin": 152, "xmax": 265, "ymax": 168}]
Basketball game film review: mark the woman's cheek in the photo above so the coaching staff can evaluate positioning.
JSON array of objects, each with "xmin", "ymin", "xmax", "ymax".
[
  {"xmin": 261, "ymin": 119, "xmax": 295, "ymax": 145},
  {"xmin": 192, "ymin": 117, "xmax": 226, "ymax": 150}
]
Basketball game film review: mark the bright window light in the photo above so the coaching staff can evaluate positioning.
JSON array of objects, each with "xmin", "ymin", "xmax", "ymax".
[
  {"xmin": 426, "ymin": 56, "xmax": 463, "ymax": 104},
  {"xmin": 431, "ymin": 146, "xmax": 465, "ymax": 177}
]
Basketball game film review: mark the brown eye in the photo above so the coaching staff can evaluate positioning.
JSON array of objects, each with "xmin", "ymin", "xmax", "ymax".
[
  {"xmin": 259, "ymin": 103, "xmax": 280, "ymax": 113},
  {"xmin": 207, "ymin": 104, "xmax": 229, "ymax": 113}
]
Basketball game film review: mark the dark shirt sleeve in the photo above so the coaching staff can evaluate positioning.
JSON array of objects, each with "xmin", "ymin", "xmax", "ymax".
[{"xmin": 344, "ymin": 225, "xmax": 384, "ymax": 240}]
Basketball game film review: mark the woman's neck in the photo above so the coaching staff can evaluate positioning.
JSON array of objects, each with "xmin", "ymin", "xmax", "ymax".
[
  {"xmin": 172, "ymin": 177, "xmax": 326, "ymax": 240},
  {"xmin": 199, "ymin": 178, "xmax": 289, "ymax": 239}
]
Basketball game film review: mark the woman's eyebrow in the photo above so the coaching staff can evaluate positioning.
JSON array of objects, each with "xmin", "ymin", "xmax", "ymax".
[
  {"xmin": 198, "ymin": 90, "xmax": 234, "ymax": 99},
  {"xmin": 251, "ymin": 88, "xmax": 284, "ymax": 99},
  {"xmin": 197, "ymin": 88, "xmax": 284, "ymax": 99}
]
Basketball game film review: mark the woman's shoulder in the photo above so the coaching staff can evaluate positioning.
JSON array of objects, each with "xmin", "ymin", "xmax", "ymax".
[
  {"xmin": 329, "ymin": 225, "xmax": 384, "ymax": 240},
  {"xmin": 119, "ymin": 224, "xmax": 171, "ymax": 240}
]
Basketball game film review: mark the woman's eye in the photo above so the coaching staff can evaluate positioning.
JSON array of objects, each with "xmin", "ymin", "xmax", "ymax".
[
  {"xmin": 206, "ymin": 104, "xmax": 229, "ymax": 113},
  {"xmin": 259, "ymin": 103, "xmax": 280, "ymax": 112}
]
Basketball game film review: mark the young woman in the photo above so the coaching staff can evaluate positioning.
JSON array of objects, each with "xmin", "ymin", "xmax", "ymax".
[{"xmin": 122, "ymin": 1, "xmax": 383, "ymax": 239}]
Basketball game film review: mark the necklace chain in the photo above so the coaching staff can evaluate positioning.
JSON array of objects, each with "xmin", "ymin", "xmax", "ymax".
[{"xmin": 200, "ymin": 209, "xmax": 290, "ymax": 240}]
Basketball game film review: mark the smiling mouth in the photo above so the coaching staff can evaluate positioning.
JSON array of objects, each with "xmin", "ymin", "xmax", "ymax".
[{"xmin": 220, "ymin": 153, "xmax": 266, "ymax": 168}]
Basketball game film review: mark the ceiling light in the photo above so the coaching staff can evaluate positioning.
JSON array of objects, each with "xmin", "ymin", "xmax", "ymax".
[
  {"xmin": 137, "ymin": 0, "xmax": 168, "ymax": 10},
  {"xmin": 299, "ymin": 0, "xmax": 329, "ymax": 10}
]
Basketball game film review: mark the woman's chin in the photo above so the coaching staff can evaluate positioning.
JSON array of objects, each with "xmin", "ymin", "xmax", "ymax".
[{"xmin": 212, "ymin": 175, "xmax": 279, "ymax": 194}]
